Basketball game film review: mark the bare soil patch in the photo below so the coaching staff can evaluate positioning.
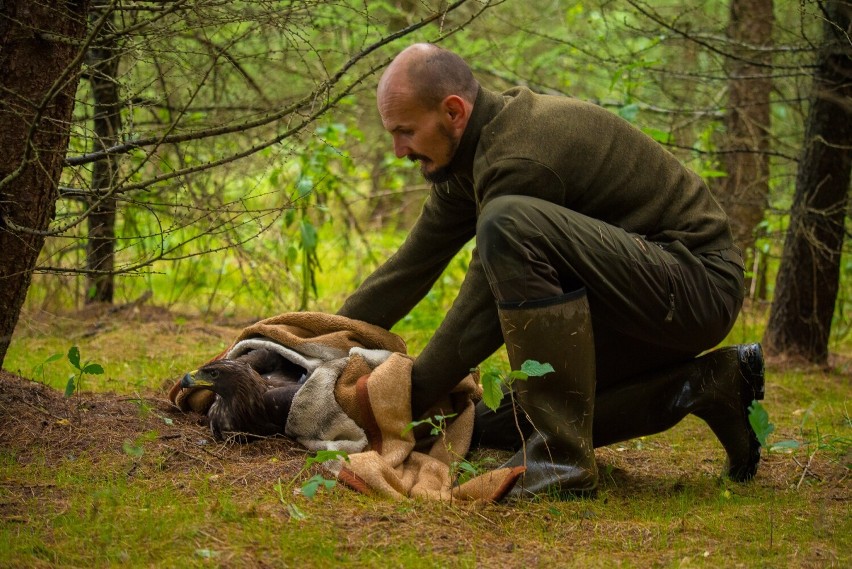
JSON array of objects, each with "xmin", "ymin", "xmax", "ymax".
[{"xmin": 0, "ymin": 369, "xmax": 307, "ymax": 481}]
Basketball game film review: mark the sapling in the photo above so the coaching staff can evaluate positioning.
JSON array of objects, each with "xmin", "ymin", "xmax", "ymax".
[
  {"xmin": 64, "ymin": 346, "xmax": 105, "ymax": 397},
  {"xmin": 273, "ymin": 478, "xmax": 307, "ymax": 520},
  {"xmin": 402, "ymin": 413, "xmax": 458, "ymax": 437},
  {"xmin": 301, "ymin": 449, "xmax": 348, "ymax": 498},
  {"xmin": 479, "ymin": 359, "xmax": 554, "ymax": 412},
  {"xmin": 32, "ymin": 352, "xmax": 63, "ymax": 384},
  {"xmin": 752, "ymin": 401, "xmax": 851, "ymax": 489},
  {"xmin": 452, "ymin": 458, "xmax": 485, "ymax": 485},
  {"xmin": 480, "ymin": 359, "xmax": 555, "ymax": 464},
  {"xmin": 748, "ymin": 400, "xmax": 800, "ymax": 452},
  {"xmin": 276, "ymin": 449, "xmax": 349, "ymax": 520},
  {"xmin": 746, "ymin": 400, "xmax": 795, "ymax": 549},
  {"xmin": 403, "ymin": 413, "xmax": 480, "ymax": 491}
]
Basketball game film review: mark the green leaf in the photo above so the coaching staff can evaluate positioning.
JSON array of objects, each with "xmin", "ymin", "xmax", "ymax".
[
  {"xmin": 507, "ymin": 370, "xmax": 530, "ymax": 382},
  {"xmin": 299, "ymin": 220, "xmax": 318, "ymax": 250},
  {"xmin": 305, "ymin": 449, "xmax": 349, "ymax": 467},
  {"xmin": 480, "ymin": 370, "xmax": 504, "ymax": 411},
  {"xmin": 45, "ymin": 353, "xmax": 64, "ymax": 363},
  {"xmin": 433, "ymin": 413, "xmax": 457, "ymax": 423},
  {"xmin": 454, "ymin": 460, "xmax": 480, "ymax": 484},
  {"xmin": 64, "ymin": 377, "xmax": 76, "ymax": 398},
  {"xmin": 748, "ymin": 400, "xmax": 775, "ymax": 447},
  {"xmin": 402, "ymin": 418, "xmax": 426, "ymax": 436},
  {"xmin": 287, "ymin": 503, "xmax": 307, "ymax": 521},
  {"xmin": 273, "ymin": 479, "xmax": 286, "ymax": 502},
  {"xmin": 301, "ymin": 474, "xmax": 336, "ymax": 499},
  {"xmin": 82, "ymin": 363, "xmax": 104, "ymax": 375},
  {"xmin": 769, "ymin": 439, "xmax": 800, "ymax": 451},
  {"xmin": 520, "ymin": 360, "xmax": 554, "ymax": 377},
  {"xmin": 286, "ymin": 243, "xmax": 298, "ymax": 264},
  {"xmin": 67, "ymin": 346, "xmax": 81, "ymax": 370}
]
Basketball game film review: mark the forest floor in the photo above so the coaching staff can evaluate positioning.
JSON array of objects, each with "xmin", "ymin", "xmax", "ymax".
[{"xmin": 0, "ymin": 303, "xmax": 849, "ymax": 568}]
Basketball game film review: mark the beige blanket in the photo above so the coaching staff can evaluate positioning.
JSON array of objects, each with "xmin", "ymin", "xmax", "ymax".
[{"xmin": 169, "ymin": 312, "xmax": 523, "ymax": 502}]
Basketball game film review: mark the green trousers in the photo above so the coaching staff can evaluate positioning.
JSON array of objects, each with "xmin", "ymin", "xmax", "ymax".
[{"xmin": 411, "ymin": 195, "xmax": 744, "ymax": 418}]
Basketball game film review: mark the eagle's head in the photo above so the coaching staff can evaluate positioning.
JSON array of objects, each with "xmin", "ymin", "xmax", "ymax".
[
  {"xmin": 181, "ymin": 359, "xmax": 271, "ymax": 440},
  {"xmin": 181, "ymin": 359, "xmax": 264, "ymax": 399},
  {"xmin": 180, "ymin": 356, "xmax": 301, "ymax": 441}
]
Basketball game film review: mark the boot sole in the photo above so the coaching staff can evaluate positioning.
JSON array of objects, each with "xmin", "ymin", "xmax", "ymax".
[{"xmin": 507, "ymin": 480, "xmax": 598, "ymax": 501}]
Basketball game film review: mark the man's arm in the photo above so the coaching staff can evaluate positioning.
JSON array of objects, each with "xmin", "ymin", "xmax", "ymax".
[
  {"xmin": 337, "ymin": 184, "xmax": 476, "ymax": 330},
  {"xmin": 409, "ymin": 249, "xmax": 505, "ymax": 418}
]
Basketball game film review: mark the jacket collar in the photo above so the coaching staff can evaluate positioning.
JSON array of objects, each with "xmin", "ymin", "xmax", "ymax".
[{"xmin": 448, "ymin": 86, "xmax": 505, "ymax": 186}]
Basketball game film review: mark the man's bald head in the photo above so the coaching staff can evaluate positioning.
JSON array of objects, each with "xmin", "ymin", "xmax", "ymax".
[
  {"xmin": 377, "ymin": 44, "xmax": 478, "ymax": 183},
  {"xmin": 379, "ymin": 43, "xmax": 479, "ymax": 110}
]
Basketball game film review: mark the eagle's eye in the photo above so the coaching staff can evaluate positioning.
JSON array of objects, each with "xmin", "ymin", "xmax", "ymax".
[{"xmin": 208, "ymin": 369, "xmax": 219, "ymax": 379}]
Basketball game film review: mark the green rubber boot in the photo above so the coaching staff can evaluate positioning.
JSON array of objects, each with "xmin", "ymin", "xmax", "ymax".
[{"xmin": 499, "ymin": 289, "xmax": 598, "ymax": 498}]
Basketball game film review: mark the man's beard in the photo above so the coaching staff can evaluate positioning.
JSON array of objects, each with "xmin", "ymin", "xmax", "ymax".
[
  {"xmin": 421, "ymin": 162, "xmax": 453, "ymax": 184},
  {"xmin": 413, "ymin": 126, "xmax": 458, "ymax": 184}
]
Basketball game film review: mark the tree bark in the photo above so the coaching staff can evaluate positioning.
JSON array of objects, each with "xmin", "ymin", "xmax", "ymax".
[
  {"xmin": 0, "ymin": 1, "xmax": 91, "ymax": 366},
  {"xmin": 713, "ymin": 0, "xmax": 774, "ymax": 289},
  {"xmin": 85, "ymin": 9, "xmax": 121, "ymax": 304},
  {"xmin": 763, "ymin": 1, "xmax": 852, "ymax": 363}
]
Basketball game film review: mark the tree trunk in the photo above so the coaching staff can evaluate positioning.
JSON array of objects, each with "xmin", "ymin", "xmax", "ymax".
[
  {"xmin": 0, "ymin": 1, "xmax": 91, "ymax": 367},
  {"xmin": 763, "ymin": 1, "xmax": 852, "ymax": 364},
  {"xmin": 713, "ymin": 0, "xmax": 774, "ymax": 294},
  {"xmin": 85, "ymin": 10, "xmax": 121, "ymax": 304}
]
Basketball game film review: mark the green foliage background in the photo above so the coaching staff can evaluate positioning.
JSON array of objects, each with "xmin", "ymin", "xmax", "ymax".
[{"xmin": 27, "ymin": 1, "xmax": 849, "ymax": 342}]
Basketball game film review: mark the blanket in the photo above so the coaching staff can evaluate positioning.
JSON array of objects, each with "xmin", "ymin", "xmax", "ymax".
[{"xmin": 168, "ymin": 312, "xmax": 524, "ymax": 502}]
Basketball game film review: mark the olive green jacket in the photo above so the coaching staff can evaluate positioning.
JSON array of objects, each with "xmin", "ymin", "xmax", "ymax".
[{"xmin": 339, "ymin": 86, "xmax": 733, "ymax": 333}]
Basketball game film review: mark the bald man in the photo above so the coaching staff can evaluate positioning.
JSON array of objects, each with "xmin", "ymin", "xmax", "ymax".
[{"xmin": 337, "ymin": 43, "xmax": 765, "ymax": 498}]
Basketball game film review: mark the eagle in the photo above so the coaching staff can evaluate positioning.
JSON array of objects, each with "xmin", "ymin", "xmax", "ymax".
[{"xmin": 180, "ymin": 347, "xmax": 305, "ymax": 441}]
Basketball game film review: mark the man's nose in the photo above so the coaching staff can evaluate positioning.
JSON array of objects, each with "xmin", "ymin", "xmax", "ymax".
[{"xmin": 392, "ymin": 136, "xmax": 409, "ymax": 159}]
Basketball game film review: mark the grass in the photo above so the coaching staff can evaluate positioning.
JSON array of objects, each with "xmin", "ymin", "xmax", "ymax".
[{"xmin": 1, "ymin": 297, "xmax": 850, "ymax": 567}]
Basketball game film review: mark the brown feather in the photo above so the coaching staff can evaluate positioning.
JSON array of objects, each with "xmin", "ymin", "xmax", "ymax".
[{"xmin": 194, "ymin": 357, "xmax": 302, "ymax": 441}]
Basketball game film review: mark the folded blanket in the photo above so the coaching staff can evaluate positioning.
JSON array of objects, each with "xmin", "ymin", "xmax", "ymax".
[{"xmin": 168, "ymin": 312, "xmax": 523, "ymax": 502}]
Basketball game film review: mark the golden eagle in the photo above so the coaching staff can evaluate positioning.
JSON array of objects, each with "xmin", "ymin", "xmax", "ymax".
[{"xmin": 180, "ymin": 347, "xmax": 305, "ymax": 441}]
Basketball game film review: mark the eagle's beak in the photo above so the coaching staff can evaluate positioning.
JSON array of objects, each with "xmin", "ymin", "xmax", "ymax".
[{"xmin": 181, "ymin": 370, "xmax": 210, "ymax": 388}]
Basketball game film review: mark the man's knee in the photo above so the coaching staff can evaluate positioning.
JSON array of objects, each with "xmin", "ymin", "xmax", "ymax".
[
  {"xmin": 477, "ymin": 196, "xmax": 537, "ymax": 270},
  {"xmin": 477, "ymin": 196, "xmax": 567, "ymax": 301},
  {"xmin": 478, "ymin": 195, "xmax": 524, "ymax": 238}
]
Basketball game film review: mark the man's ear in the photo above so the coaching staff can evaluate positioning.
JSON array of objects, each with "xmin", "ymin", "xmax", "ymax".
[{"xmin": 442, "ymin": 94, "xmax": 470, "ymax": 132}]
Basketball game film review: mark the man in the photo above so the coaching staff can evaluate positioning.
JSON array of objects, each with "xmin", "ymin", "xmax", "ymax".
[{"xmin": 337, "ymin": 43, "xmax": 765, "ymax": 497}]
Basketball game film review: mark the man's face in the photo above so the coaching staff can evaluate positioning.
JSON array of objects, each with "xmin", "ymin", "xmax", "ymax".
[{"xmin": 378, "ymin": 91, "xmax": 459, "ymax": 184}]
